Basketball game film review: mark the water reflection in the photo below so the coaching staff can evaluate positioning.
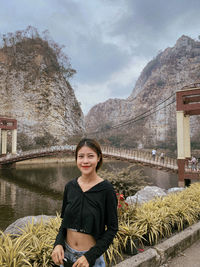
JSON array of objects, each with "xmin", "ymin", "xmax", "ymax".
[
  {"xmin": 0, "ymin": 177, "xmax": 63, "ymax": 231},
  {"xmin": 0, "ymin": 163, "xmax": 80, "ymax": 198},
  {"xmin": 0, "ymin": 160, "xmax": 177, "ymax": 231}
]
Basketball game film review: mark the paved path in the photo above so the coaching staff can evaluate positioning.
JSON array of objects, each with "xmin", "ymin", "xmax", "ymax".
[{"xmin": 163, "ymin": 238, "xmax": 200, "ymax": 267}]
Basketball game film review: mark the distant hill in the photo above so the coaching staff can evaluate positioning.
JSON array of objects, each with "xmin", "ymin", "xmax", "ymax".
[{"xmin": 85, "ymin": 35, "xmax": 200, "ymax": 150}]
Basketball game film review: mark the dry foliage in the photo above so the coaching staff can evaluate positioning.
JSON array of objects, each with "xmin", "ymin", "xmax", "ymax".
[{"xmin": 99, "ymin": 165, "xmax": 152, "ymax": 198}]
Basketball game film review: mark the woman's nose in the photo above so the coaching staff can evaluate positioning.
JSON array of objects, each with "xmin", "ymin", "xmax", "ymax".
[{"xmin": 83, "ymin": 156, "xmax": 88, "ymax": 162}]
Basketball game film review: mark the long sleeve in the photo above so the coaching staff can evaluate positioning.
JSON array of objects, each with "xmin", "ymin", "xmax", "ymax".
[
  {"xmin": 53, "ymin": 220, "xmax": 67, "ymax": 248},
  {"xmin": 84, "ymin": 188, "xmax": 118, "ymax": 266},
  {"xmin": 53, "ymin": 184, "xmax": 68, "ymax": 248}
]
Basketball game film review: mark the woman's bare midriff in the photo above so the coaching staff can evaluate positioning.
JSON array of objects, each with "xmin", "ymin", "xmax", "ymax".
[{"xmin": 66, "ymin": 229, "xmax": 96, "ymax": 251}]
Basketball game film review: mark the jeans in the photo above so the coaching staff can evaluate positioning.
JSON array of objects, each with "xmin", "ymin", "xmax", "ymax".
[{"xmin": 60, "ymin": 242, "xmax": 105, "ymax": 267}]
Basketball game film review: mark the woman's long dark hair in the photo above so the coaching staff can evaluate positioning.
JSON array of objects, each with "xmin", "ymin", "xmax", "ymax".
[{"xmin": 75, "ymin": 138, "xmax": 103, "ymax": 171}]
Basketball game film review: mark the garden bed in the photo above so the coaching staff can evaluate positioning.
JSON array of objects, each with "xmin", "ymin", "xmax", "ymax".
[{"xmin": 1, "ymin": 169, "xmax": 200, "ymax": 266}]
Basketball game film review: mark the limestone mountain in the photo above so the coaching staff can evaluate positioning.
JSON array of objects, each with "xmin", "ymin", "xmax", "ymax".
[
  {"xmin": 0, "ymin": 27, "xmax": 84, "ymax": 150},
  {"xmin": 85, "ymin": 35, "xmax": 200, "ymax": 150}
]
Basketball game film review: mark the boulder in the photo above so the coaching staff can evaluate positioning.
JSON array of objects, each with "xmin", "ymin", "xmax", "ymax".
[
  {"xmin": 167, "ymin": 187, "xmax": 185, "ymax": 194},
  {"xmin": 4, "ymin": 215, "xmax": 55, "ymax": 236},
  {"xmin": 126, "ymin": 186, "xmax": 167, "ymax": 205}
]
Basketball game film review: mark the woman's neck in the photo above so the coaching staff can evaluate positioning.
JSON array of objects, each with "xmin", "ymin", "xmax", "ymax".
[{"xmin": 80, "ymin": 173, "xmax": 99, "ymax": 183}]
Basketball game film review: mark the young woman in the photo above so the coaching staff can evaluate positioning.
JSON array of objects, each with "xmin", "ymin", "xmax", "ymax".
[{"xmin": 51, "ymin": 138, "xmax": 118, "ymax": 267}]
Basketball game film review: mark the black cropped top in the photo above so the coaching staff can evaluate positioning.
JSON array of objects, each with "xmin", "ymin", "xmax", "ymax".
[{"xmin": 54, "ymin": 178, "xmax": 118, "ymax": 266}]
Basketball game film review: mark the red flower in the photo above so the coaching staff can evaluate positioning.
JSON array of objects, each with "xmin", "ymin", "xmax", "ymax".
[
  {"xmin": 118, "ymin": 204, "xmax": 122, "ymax": 208},
  {"xmin": 119, "ymin": 194, "xmax": 124, "ymax": 200}
]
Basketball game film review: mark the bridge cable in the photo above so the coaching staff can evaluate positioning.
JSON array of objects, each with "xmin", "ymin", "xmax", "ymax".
[
  {"xmin": 111, "ymin": 98, "xmax": 176, "ymax": 129},
  {"xmin": 87, "ymin": 93, "xmax": 176, "ymax": 135}
]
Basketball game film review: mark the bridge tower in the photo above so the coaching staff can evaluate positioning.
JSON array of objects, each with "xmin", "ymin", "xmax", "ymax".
[
  {"xmin": 176, "ymin": 83, "xmax": 200, "ymax": 187},
  {"xmin": 0, "ymin": 117, "xmax": 17, "ymax": 155}
]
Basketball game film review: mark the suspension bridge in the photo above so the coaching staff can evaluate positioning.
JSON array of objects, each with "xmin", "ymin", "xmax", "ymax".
[{"xmin": 0, "ymin": 145, "xmax": 199, "ymax": 180}]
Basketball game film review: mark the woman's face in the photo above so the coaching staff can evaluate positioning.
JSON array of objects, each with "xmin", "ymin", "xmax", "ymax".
[{"xmin": 76, "ymin": 145, "xmax": 99, "ymax": 176}]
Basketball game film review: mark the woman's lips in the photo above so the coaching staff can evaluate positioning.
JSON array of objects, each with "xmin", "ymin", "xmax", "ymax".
[{"xmin": 82, "ymin": 166, "xmax": 90, "ymax": 168}]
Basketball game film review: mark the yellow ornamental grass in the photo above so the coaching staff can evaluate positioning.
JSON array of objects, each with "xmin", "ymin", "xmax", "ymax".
[
  {"xmin": 126, "ymin": 183, "xmax": 200, "ymax": 246},
  {"xmin": 0, "ymin": 216, "xmax": 60, "ymax": 267},
  {"xmin": 161, "ymin": 189, "xmax": 199, "ymax": 230},
  {"xmin": 105, "ymin": 236, "xmax": 123, "ymax": 266},
  {"xmin": 19, "ymin": 217, "xmax": 60, "ymax": 266},
  {"xmin": 118, "ymin": 219, "xmax": 145, "ymax": 250},
  {"xmin": 134, "ymin": 207, "xmax": 162, "ymax": 245},
  {"xmin": 0, "ymin": 231, "xmax": 32, "ymax": 266}
]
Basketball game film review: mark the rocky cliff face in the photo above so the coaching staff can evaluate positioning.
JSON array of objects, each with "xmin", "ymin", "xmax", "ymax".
[
  {"xmin": 0, "ymin": 35, "xmax": 84, "ymax": 149},
  {"xmin": 85, "ymin": 35, "xmax": 200, "ymax": 149}
]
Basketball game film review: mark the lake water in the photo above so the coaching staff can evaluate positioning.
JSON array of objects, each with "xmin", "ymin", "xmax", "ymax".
[{"xmin": 0, "ymin": 159, "xmax": 178, "ymax": 231}]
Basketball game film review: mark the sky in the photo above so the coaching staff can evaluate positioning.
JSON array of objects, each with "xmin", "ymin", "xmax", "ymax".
[{"xmin": 1, "ymin": 0, "xmax": 200, "ymax": 114}]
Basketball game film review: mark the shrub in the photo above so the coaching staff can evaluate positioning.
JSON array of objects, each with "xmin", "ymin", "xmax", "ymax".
[
  {"xmin": 34, "ymin": 131, "xmax": 58, "ymax": 148},
  {"xmin": 109, "ymin": 182, "xmax": 200, "ymax": 264},
  {"xmin": 99, "ymin": 165, "xmax": 152, "ymax": 198},
  {"xmin": 0, "ymin": 216, "xmax": 60, "ymax": 266}
]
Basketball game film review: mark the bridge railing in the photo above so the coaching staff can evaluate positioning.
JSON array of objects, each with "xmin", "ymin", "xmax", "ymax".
[
  {"xmin": 0, "ymin": 144, "xmax": 179, "ymax": 172},
  {"xmin": 101, "ymin": 146, "xmax": 178, "ymax": 170},
  {"xmin": 0, "ymin": 145, "xmax": 76, "ymax": 162},
  {"xmin": 185, "ymin": 159, "xmax": 200, "ymax": 172}
]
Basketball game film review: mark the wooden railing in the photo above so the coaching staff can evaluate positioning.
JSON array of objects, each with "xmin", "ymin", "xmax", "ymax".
[
  {"xmin": 101, "ymin": 146, "xmax": 178, "ymax": 171},
  {"xmin": 0, "ymin": 145, "xmax": 178, "ymax": 171},
  {"xmin": 185, "ymin": 159, "xmax": 200, "ymax": 172},
  {"xmin": 0, "ymin": 145, "xmax": 76, "ymax": 164}
]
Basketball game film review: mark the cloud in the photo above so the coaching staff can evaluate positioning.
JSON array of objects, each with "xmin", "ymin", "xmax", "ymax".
[
  {"xmin": 109, "ymin": 0, "xmax": 200, "ymax": 56},
  {"xmin": 73, "ymin": 35, "xmax": 130, "ymax": 83},
  {"xmin": 73, "ymin": 55, "xmax": 148, "ymax": 114},
  {"xmin": 1, "ymin": 0, "xmax": 200, "ymax": 115},
  {"xmin": 73, "ymin": 81, "xmax": 111, "ymax": 115}
]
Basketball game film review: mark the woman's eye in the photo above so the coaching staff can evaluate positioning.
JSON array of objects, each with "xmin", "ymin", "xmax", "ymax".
[{"xmin": 78, "ymin": 155, "xmax": 84, "ymax": 158}]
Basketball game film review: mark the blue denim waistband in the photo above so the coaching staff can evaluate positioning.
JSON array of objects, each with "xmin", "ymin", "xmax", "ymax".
[
  {"xmin": 64, "ymin": 242, "xmax": 87, "ymax": 262},
  {"xmin": 64, "ymin": 242, "xmax": 105, "ymax": 267}
]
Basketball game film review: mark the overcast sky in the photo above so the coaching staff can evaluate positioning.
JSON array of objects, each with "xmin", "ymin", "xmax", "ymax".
[{"xmin": 1, "ymin": 0, "xmax": 200, "ymax": 114}]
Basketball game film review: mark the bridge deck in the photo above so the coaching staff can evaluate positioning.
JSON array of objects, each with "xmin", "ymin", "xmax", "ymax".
[{"xmin": 0, "ymin": 145, "xmax": 199, "ymax": 176}]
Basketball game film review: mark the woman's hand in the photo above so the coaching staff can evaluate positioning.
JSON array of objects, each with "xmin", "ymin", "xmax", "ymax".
[
  {"xmin": 72, "ymin": 255, "xmax": 89, "ymax": 267},
  {"xmin": 51, "ymin": 245, "xmax": 64, "ymax": 265}
]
